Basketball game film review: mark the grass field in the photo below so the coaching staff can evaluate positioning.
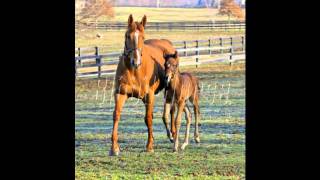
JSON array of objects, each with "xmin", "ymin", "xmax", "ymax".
[
  {"xmin": 75, "ymin": 62, "xmax": 245, "ymax": 179},
  {"xmin": 75, "ymin": 30, "xmax": 245, "ymax": 50},
  {"xmin": 76, "ymin": 7, "xmax": 245, "ymax": 22}
]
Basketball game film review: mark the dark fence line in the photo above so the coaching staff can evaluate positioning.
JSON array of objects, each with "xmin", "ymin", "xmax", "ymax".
[
  {"xmin": 75, "ymin": 36, "xmax": 245, "ymax": 78},
  {"xmin": 75, "ymin": 20, "xmax": 245, "ymax": 31}
]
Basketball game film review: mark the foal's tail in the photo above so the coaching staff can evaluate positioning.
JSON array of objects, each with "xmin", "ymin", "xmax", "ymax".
[{"xmin": 196, "ymin": 79, "xmax": 201, "ymax": 94}]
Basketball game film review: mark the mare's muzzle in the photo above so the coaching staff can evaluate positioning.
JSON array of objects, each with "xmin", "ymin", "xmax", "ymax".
[{"xmin": 128, "ymin": 48, "xmax": 142, "ymax": 68}]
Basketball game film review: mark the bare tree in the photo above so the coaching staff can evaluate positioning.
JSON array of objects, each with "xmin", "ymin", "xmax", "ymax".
[
  {"xmin": 218, "ymin": 0, "xmax": 244, "ymax": 21},
  {"xmin": 76, "ymin": 0, "xmax": 114, "ymax": 39},
  {"xmin": 77, "ymin": 0, "xmax": 114, "ymax": 23}
]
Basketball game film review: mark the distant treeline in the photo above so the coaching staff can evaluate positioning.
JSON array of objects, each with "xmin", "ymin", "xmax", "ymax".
[{"xmin": 106, "ymin": 0, "xmax": 245, "ymax": 8}]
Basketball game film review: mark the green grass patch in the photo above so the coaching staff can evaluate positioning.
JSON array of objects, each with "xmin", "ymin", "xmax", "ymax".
[{"xmin": 75, "ymin": 63, "xmax": 245, "ymax": 179}]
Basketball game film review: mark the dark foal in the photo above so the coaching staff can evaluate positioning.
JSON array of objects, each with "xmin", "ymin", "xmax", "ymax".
[{"xmin": 163, "ymin": 51, "xmax": 201, "ymax": 152}]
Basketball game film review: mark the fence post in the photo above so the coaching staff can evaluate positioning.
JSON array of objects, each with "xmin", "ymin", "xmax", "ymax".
[
  {"xmin": 75, "ymin": 57, "xmax": 78, "ymax": 78},
  {"xmin": 241, "ymin": 36, "xmax": 245, "ymax": 52},
  {"xmin": 184, "ymin": 41, "xmax": 187, "ymax": 57},
  {"xmin": 230, "ymin": 37, "xmax": 233, "ymax": 65},
  {"xmin": 208, "ymin": 39, "xmax": 212, "ymax": 55},
  {"xmin": 196, "ymin": 40, "xmax": 199, "ymax": 68},
  {"xmin": 220, "ymin": 37, "xmax": 223, "ymax": 54},
  {"xmin": 95, "ymin": 46, "xmax": 101, "ymax": 78},
  {"xmin": 229, "ymin": 47, "xmax": 234, "ymax": 66},
  {"xmin": 78, "ymin": 47, "xmax": 81, "ymax": 66}
]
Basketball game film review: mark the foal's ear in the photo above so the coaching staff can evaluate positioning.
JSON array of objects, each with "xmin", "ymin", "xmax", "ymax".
[
  {"xmin": 174, "ymin": 51, "xmax": 178, "ymax": 59},
  {"xmin": 163, "ymin": 54, "xmax": 168, "ymax": 60},
  {"xmin": 128, "ymin": 14, "xmax": 134, "ymax": 27},
  {"xmin": 141, "ymin": 15, "xmax": 147, "ymax": 27}
]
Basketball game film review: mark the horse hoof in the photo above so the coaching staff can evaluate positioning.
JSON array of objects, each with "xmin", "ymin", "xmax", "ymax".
[
  {"xmin": 181, "ymin": 143, "xmax": 188, "ymax": 150},
  {"xmin": 173, "ymin": 146, "xmax": 179, "ymax": 152},
  {"xmin": 146, "ymin": 148, "xmax": 154, "ymax": 153},
  {"xmin": 109, "ymin": 150, "xmax": 120, "ymax": 156},
  {"xmin": 195, "ymin": 137, "xmax": 200, "ymax": 143}
]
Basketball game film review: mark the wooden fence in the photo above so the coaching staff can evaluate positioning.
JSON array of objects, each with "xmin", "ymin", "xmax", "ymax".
[
  {"xmin": 75, "ymin": 36, "xmax": 245, "ymax": 78},
  {"xmin": 75, "ymin": 20, "xmax": 245, "ymax": 31}
]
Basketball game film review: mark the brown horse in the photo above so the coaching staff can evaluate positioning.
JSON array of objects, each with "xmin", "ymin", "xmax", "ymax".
[
  {"xmin": 163, "ymin": 51, "xmax": 201, "ymax": 152},
  {"xmin": 110, "ymin": 14, "xmax": 176, "ymax": 156}
]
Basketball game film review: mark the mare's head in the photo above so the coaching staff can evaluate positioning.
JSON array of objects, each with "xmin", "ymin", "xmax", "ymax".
[
  {"xmin": 164, "ymin": 51, "xmax": 179, "ymax": 86},
  {"xmin": 123, "ymin": 14, "xmax": 147, "ymax": 69}
]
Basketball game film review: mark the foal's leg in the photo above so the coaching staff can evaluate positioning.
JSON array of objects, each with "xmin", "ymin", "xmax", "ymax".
[
  {"xmin": 181, "ymin": 105, "xmax": 192, "ymax": 150},
  {"xmin": 173, "ymin": 101, "xmax": 185, "ymax": 152},
  {"xmin": 170, "ymin": 104, "xmax": 176, "ymax": 140},
  {"xmin": 193, "ymin": 98, "xmax": 200, "ymax": 143},
  {"xmin": 144, "ymin": 92, "xmax": 155, "ymax": 152},
  {"xmin": 110, "ymin": 93, "xmax": 128, "ymax": 156},
  {"xmin": 162, "ymin": 102, "xmax": 174, "ymax": 143}
]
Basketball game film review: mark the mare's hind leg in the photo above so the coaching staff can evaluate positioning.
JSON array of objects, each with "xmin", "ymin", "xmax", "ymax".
[
  {"xmin": 181, "ymin": 105, "xmax": 192, "ymax": 150},
  {"xmin": 162, "ymin": 102, "xmax": 174, "ymax": 143}
]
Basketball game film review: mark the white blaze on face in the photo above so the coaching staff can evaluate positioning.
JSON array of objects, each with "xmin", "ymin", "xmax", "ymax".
[
  {"xmin": 134, "ymin": 30, "xmax": 141, "ymax": 66},
  {"xmin": 167, "ymin": 74, "xmax": 171, "ymax": 84},
  {"xmin": 166, "ymin": 64, "xmax": 171, "ymax": 84}
]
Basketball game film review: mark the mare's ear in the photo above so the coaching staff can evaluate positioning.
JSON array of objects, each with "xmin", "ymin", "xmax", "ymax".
[
  {"xmin": 128, "ymin": 14, "xmax": 134, "ymax": 27},
  {"xmin": 141, "ymin": 15, "xmax": 147, "ymax": 27}
]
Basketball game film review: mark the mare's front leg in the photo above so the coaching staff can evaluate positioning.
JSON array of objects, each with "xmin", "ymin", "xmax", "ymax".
[
  {"xmin": 110, "ymin": 93, "xmax": 128, "ymax": 156},
  {"xmin": 173, "ymin": 100, "xmax": 185, "ymax": 152},
  {"xmin": 144, "ymin": 92, "xmax": 155, "ymax": 152}
]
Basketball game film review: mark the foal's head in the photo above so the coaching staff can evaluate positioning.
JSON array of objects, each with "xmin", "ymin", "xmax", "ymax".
[
  {"xmin": 123, "ymin": 14, "xmax": 147, "ymax": 69},
  {"xmin": 164, "ymin": 51, "xmax": 179, "ymax": 85}
]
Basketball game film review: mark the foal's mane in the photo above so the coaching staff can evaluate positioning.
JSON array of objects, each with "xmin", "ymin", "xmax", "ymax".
[{"xmin": 164, "ymin": 53, "xmax": 177, "ymax": 59}]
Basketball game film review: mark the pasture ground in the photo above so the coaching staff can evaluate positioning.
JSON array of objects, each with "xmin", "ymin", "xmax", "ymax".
[{"xmin": 75, "ymin": 62, "xmax": 245, "ymax": 179}]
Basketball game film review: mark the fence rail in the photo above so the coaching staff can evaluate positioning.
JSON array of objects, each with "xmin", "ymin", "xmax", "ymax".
[
  {"xmin": 75, "ymin": 36, "xmax": 245, "ymax": 78},
  {"xmin": 75, "ymin": 20, "xmax": 245, "ymax": 31}
]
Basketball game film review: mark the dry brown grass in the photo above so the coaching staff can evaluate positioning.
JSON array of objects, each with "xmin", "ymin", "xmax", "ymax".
[
  {"xmin": 180, "ymin": 62, "xmax": 245, "ymax": 73},
  {"xmin": 75, "ymin": 30, "xmax": 245, "ymax": 49}
]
